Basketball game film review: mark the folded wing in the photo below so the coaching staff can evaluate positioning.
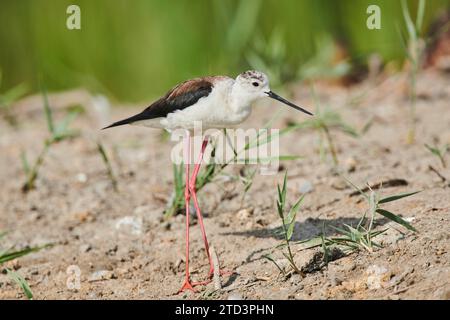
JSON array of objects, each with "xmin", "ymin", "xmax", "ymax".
[{"xmin": 102, "ymin": 78, "xmax": 214, "ymax": 129}]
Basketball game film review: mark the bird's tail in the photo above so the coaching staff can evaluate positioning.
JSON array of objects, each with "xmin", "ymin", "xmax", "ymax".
[{"xmin": 101, "ymin": 113, "xmax": 144, "ymax": 130}]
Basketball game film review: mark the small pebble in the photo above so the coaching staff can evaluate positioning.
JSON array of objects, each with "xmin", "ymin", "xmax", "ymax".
[
  {"xmin": 298, "ymin": 180, "xmax": 314, "ymax": 194},
  {"xmin": 115, "ymin": 216, "xmax": 143, "ymax": 235},
  {"xmin": 236, "ymin": 208, "xmax": 253, "ymax": 220},
  {"xmin": 344, "ymin": 157, "xmax": 357, "ymax": 173},
  {"xmin": 76, "ymin": 173, "xmax": 88, "ymax": 183},
  {"xmin": 88, "ymin": 270, "xmax": 115, "ymax": 282},
  {"xmin": 228, "ymin": 293, "xmax": 243, "ymax": 300}
]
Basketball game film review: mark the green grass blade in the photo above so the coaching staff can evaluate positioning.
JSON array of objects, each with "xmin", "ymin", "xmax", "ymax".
[
  {"xmin": 396, "ymin": 23, "xmax": 414, "ymax": 61},
  {"xmin": 240, "ymin": 155, "xmax": 302, "ymax": 164},
  {"xmin": 401, "ymin": 0, "xmax": 417, "ymax": 40},
  {"xmin": 321, "ymin": 232, "xmax": 329, "ymax": 264},
  {"xmin": 41, "ymin": 88, "xmax": 55, "ymax": 135},
  {"xmin": 340, "ymin": 175, "xmax": 369, "ymax": 200},
  {"xmin": 376, "ymin": 208, "xmax": 416, "ymax": 231},
  {"xmin": 0, "ymin": 83, "xmax": 28, "ymax": 109},
  {"xmin": 416, "ymin": 0, "xmax": 426, "ymax": 33},
  {"xmin": 281, "ymin": 171, "xmax": 287, "ymax": 205},
  {"xmin": 20, "ymin": 151, "xmax": 30, "ymax": 176},
  {"xmin": 245, "ymin": 125, "xmax": 298, "ymax": 150},
  {"xmin": 262, "ymin": 109, "xmax": 284, "ymax": 130},
  {"xmin": 378, "ymin": 191, "xmax": 420, "ymax": 204},
  {"xmin": 285, "ymin": 211, "xmax": 297, "ymax": 240},
  {"xmin": 0, "ymin": 245, "xmax": 49, "ymax": 264},
  {"xmin": 54, "ymin": 110, "xmax": 80, "ymax": 136},
  {"xmin": 0, "ymin": 231, "xmax": 8, "ymax": 240},
  {"xmin": 6, "ymin": 269, "xmax": 33, "ymax": 299},
  {"xmin": 425, "ymin": 144, "xmax": 441, "ymax": 157},
  {"xmin": 96, "ymin": 141, "xmax": 118, "ymax": 190},
  {"xmin": 263, "ymin": 254, "xmax": 285, "ymax": 275},
  {"xmin": 285, "ymin": 194, "xmax": 305, "ymax": 240},
  {"xmin": 277, "ymin": 184, "xmax": 282, "ymax": 206},
  {"xmin": 329, "ymin": 224, "xmax": 352, "ymax": 237}
]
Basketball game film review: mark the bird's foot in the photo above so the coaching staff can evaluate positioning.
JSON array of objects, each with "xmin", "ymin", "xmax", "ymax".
[{"xmin": 177, "ymin": 278, "xmax": 198, "ymax": 293}]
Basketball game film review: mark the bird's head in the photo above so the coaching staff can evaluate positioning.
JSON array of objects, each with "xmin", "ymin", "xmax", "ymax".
[
  {"xmin": 236, "ymin": 70, "xmax": 313, "ymax": 116},
  {"xmin": 236, "ymin": 70, "xmax": 270, "ymax": 98}
]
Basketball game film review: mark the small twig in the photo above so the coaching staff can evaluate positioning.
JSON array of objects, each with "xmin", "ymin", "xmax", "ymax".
[
  {"xmin": 96, "ymin": 141, "xmax": 118, "ymax": 191},
  {"xmin": 22, "ymin": 141, "xmax": 51, "ymax": 192},
  {"xmin": 388, "ymin": 281, "xmax": 448, "ymax": 297},
  {"xmin": 222, "ymin": 280, "xmax": 258, "ymax": 293},
  {"xmin": 209, "ymin": 246, "xmax": 222, "ymax": 290},
  {"xmin": 428, "ymin": 165, "xmax": 447, "ymax": 182},
  {"xmin": 321, "ymin": 123, "xmax": 339, "ymax": 166}
]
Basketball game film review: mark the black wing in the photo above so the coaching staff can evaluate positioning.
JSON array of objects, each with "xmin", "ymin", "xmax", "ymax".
[{"xmin": 102, "ymin": 78, "xmax": 213, "ymax": 129}]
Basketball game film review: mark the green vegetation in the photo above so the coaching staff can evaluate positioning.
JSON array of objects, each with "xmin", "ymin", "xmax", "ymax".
[
  {"xmin": 287, "ymin": 86, "xmax": 358, "ymax": 166},
  {"xmin": 425, "ymin": 143, "xmax": 449, "ymax": 168},
  {"xmin": 268, "ymin": 171, "xmax": 305, "ymax": 276},
  {"xmin": 0, "ymin": 70, "xmax": 28, "ymax": 126},
  {"xmin": 303, "ymin": 179, "xmax": 418, "ymax": 255},
  {"xmin": 21, "ymin": 88, "xmax": 80, "ymax": 192},
  {"xmin": 317, "ymin": 185, "xmax": 418, "ymax": 255},
  {"xmin": 0, "ymin": 0, "xmax": 448, "ymax": 102},
  {"xmin": 0, "ymin": 231, "xmax": 50, "ymax": 299},
  {"xmin": 264, "ymin": 178, "xmax": 420, "ymax": 275},
  {"xmin": 400, "ymin": 0, "xmax": 427, "ymax": 144},
  {"xmin": 96, "ymin": 141, "xmax": 118, "ymax": 191}
]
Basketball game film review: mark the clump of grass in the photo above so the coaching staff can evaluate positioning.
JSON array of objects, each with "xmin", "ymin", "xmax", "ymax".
[
  {"xmin": 323, "ymin": 179, "xmax": 418, "ymax": 254},
  {"xmin": 400, "ymin": 0, "xmax": 426, "ymax": 144},
  {"xmin": 425, "ymin": 143, "xmax": 448, "ymax": 168},
  {"xmin": 96, "ymin": 141, "xmax": 118, "ymax": 191},
  {"xmin": 287, "ymin": 87, "xmax": 358, "ymax": 166},
  {"xmin": 298, "ymin": 34, "xmax": 351, "ymax": 81},
  {"xmin": 346, "ymin": 178, "xmax": 418, "ymax": 231},
  {"xmin": 21, "ymin": 88, "xmax": 80, "ymax": 192},
  {"xmin": 0, "ymin": 70, "xmax": 28, "ymax": 126},
  {"xmin": 246, "ymin": 28, "xmax": 291, "ymax": 90},
  {"xmin": 0, "ymin": 231, "xmax": 51, "ymax": 299},
  {"xmin": 300, "ymin": 180, "xmax": 418, "ymax": 263},
  {"xmin": 326, "ymin": 219, "xmax": 388, "ymax": 254},
  {"xmin": 264, "ymin": 172, "xmax": 305, "ymax": 277},
  {"xmin": 247, "ymin": 32, "xmax": 352, "ymax": 95},
  {"xmin": 214, "ymin": 0, "xmax": 261, "ymax": 66},
  {"xmin": 300, "ymin": 227, "xmax": 345, "ymax": 274}
]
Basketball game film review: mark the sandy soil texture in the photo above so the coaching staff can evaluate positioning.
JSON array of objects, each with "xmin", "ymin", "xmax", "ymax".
[{"xmin": 0, "ymin": 69, "xmax": 449, "ymax": 300}]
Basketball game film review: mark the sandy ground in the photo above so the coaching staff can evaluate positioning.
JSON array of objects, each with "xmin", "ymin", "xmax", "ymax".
[{"xmin": 0, "ymin": 69, "xmax": 449, "ymax": 300}]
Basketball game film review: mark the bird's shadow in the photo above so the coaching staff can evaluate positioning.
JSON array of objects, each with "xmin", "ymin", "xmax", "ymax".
[
  {"xmin": 221, "ymin": 216, "xmax": 390, "ymax": 264},
  {"xmin": 222, "ymin": 216, "xmax": 390, "ymax": 241}
]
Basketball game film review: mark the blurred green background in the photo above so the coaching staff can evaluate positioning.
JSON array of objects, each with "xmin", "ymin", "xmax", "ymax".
[{"xmin": 0, "ymin": 0, "xmax": 449, "ymax": 102}]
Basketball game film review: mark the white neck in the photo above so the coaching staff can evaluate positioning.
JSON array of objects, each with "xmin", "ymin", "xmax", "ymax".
[{"xmin": 229, "ymin": 82, "xmax": 254, "ymax": 113}]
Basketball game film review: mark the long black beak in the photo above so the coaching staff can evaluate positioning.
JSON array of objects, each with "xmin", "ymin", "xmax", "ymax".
[{"xmin": 266, "ymin": 91, "xmax": 313, "ymax": 116}]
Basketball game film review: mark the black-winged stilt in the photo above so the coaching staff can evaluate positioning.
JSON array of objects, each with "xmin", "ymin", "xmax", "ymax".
[{"xmin": 103, "ymin": 70, "xmax": 312, "ymax": 293}]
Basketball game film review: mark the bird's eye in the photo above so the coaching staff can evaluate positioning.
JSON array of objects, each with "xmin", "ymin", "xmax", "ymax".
[{"xmin": 252, "ymin": 82, "xmax": 259, "ymax": 87}]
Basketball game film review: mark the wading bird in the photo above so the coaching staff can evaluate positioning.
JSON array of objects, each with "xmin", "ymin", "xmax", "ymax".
[{"xmin": 103, "ymin": 70, "xmax": 312, "ymax": 293}]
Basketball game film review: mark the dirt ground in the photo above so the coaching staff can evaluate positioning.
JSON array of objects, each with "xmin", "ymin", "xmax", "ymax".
[{"xmin": 0, "ymin": 68, "xmax": 449, "ymax": 300}]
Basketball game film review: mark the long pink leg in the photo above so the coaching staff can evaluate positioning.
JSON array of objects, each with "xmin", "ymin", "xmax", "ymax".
[
  {"xmin": 188, "ymin": 138, "xmax": 214, "ymax": 278},
  {"xmin": 178, "ymin": 134, "xmax": 196, "ymax": 293}
]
